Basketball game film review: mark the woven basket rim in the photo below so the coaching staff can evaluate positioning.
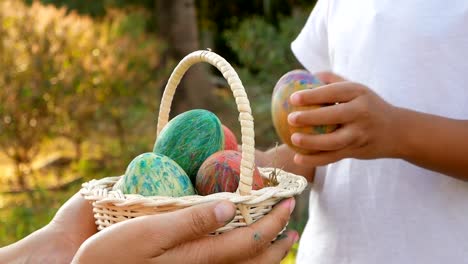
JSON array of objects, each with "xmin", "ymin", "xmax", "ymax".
[{"xmin": 80, "ymin": 167, "xmax": 307, "ymax": 207}]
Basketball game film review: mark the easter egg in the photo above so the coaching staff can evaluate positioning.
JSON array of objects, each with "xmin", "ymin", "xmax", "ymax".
[
  {"xmin": 116, "ymin": 152, "xmax": 195, "ymax": 197},
  {"xmin": 222, "ymin": 124, "xmax": 239, "ymax": 151},
  {"xmin": 271, "ymin": 70, "xmax": 337, "ymax": 154},
  {"xmin": 112, "ymin": 177, "xmax": 124, "ymax": 191},
  {"xmin": 196, "ymin": 150, "xmax": 264, "ymax": 195},
  {"xmin": 153, "ymin": 109, "xmax": 224, "ymax": 182}
]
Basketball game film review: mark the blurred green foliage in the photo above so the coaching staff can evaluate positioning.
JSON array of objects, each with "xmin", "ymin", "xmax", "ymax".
[
  {"xmin": 224, "ymin": 12, "xmax": 309, "ymax": 147},
  {"xmin": 0, "ymin": 0, "xmax": 164, "ymax": 190}
]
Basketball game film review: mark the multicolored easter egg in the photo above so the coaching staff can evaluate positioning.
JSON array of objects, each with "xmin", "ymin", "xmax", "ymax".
[
  {"xmin": 195, "ymin": 150, "xmax": 264, "ymax": 195},
  {"xmin": 222, "ymin": 124, "xmax": 239, "ymax": 151},
  {"xmin": 116, "ymin": 152, "xmax": 195, "ymax": 197},
  {"xmin": 153, "ymin": 109, "xmax": 224, "ymax": 182},
  {"xmin": 271, "ymin": 70, "xmax": 337, "ymax": 154}
]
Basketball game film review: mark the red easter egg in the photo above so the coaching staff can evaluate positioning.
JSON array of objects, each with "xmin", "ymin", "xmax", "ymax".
[
  {"xmin": 271, "ymin": 69, "xmax": 337, "ymax": 154},
  {"xmin": 196, "ymin": 150, "xmax": 264, "ymax": 195},
  {"xmin": 222, "ymin": 124, "xmax": 239, "ymax": 151}
]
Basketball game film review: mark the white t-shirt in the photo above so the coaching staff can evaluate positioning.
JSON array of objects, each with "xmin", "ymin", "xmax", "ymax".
[{"xmin": 291, "ymin": 0, "xmax": 468, "ymax": 263}]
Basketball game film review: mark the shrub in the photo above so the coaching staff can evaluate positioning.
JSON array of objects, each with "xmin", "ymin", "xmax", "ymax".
[
  {"xmin": 0, "ymin": 0, "xmax": 164, "ymax": 188},
  {"xmin": 224, "ymin": 13, "xmax": 309, "ymax": 147}
]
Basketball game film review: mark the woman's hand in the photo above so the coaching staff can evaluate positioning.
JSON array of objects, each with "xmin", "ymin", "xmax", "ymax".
[
  {"xmin": 288, "ymin": 72, "xmax": 399, "ymax": 167},
  {"xmin": 0, "ymin": 193, "xmax": 96, "ymax": 264},
  {"xmin": 1, "ymin": 193, "xmax": 297, "ymax": 264},
  {"xmin": 72, "ymin": 198, "xmax": 297, "ymax": 264}
]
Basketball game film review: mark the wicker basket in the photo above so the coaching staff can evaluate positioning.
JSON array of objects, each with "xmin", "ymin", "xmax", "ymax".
[{"xmin": 80, "ymin": 50, "xmax": 308, "ymax": 233}]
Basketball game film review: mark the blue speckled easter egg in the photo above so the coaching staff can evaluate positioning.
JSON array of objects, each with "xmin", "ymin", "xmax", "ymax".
[
  {"xmin": 153, "ymin": 109, "xmax": 224, "ymax": 182},
  {"xmin": 116, "ymin": 152, "xmax": 195, "ymax": 197}
]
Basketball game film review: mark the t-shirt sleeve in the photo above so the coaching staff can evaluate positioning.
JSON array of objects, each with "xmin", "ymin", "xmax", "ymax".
[{"xmin": 291, "ymin": 0, "xmax": 331, "ymax": 73}]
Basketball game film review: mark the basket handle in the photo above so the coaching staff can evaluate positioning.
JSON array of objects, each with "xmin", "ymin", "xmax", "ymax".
[{"xmin": 156, "ymin": 50, "xmax": 256, "ymax": 197}]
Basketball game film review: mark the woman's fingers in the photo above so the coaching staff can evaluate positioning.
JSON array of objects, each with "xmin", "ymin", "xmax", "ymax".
[
  {"xmin": 73, "ymin": 194, "xmax": 296, "ymax": 264},
  {"xmin": 157, "ymin": 198, "xmax": 295, "ymax": 264},
  {"xmin": 244, "ymin": 230, "xmax": 299, "ymax": 264},
  {"xmin": 145, "ymin": 200, "xmax": 237, "ymax": 250},
  {"xmin": 82, "ymin": 200, "xmax": 235, "ymax": 257},
  {"xmin": 49, "ymin": 193, "xmax": 98, "ymax": 246}
]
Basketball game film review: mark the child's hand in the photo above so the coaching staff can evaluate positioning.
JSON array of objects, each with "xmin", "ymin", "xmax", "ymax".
[{"xmin": 287, "ymin": 72, "xmax": 399, "ymax": 167}]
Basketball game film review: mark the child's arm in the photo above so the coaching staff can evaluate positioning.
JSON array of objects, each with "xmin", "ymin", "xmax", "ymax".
[
  {"xmin": 288, "ymin": 76, "xmax": 468, "ymax": 180},
  {"xmin": 393, "ymin": 107, "xmax": 468, "ymax": 179}
]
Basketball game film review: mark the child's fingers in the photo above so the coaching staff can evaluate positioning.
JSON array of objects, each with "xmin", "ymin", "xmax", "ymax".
[
  {"xmin": 291, "ymin": 127, "xmax": 356, "ymax": 151},
  {"xmin": 315, "ymin": 71, "xmax": 347, "ymax": 84},
  {"xmin": 294, "ymin": 150, "xmax": 348, "ymax": 167},
  {"xmin": 288, "ymin": 102, "xmax": 356, "ymax": 126},
  {"xmin": 290, "ymin": 82, "xmax": 366, "ymax": 106}
]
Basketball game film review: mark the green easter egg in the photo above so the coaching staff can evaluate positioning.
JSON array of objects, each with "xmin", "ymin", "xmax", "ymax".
[
  {"xmin": 153, "ymin": 109, "xmax": 224, "ymax": 182},
  {"xmin": 117, "ymin": 152, "xmax": 195, "ymax": 197}
]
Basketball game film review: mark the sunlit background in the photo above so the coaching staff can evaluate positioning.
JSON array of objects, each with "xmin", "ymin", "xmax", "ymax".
[{"xmin": 0, "ymin": 0, "xmax": 317, "ymax": 262}]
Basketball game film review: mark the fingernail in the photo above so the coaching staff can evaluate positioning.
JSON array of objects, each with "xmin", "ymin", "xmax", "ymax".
[
  {"xmin": 288, "ymin": 112, "xmax": 298, "ymax": 125},
  {"xmin": 281, "ymin": 198, "xmax": 296, "ymax": 214},
  {"xmin": 293, "ymin": 154, "xmax": 310, "ymax": 166},
  {"xmin": 291, "ymin": 231, "xmax": 300, "ymax": 243},
  {"xmin": 291, "ymin": 133, "xmax": 300, "ymax": 145},
  {"xmin": 214, "ymin": 201, "xmax": 236, "ymax": 224},
  {"xmin": 290, "ymin": 93, "xmax": 300, "ymax": 105},
  {"xmin": 289, "ymin": 199, "xmax": 296, "ymax": 214}
]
